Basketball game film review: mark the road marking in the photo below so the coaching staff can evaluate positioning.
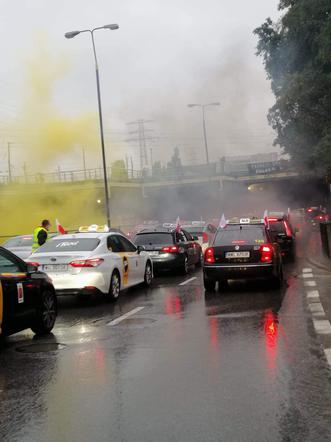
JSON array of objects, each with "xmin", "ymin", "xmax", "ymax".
[
  {"xmin": 179, "ymin": 277, "xmax": 197, "ymax": 286},
  {"xmin": 302, "ymin": 268, "xmax": 312, "ymax": 273},
  {"xmin": 306, "ymin": 290, "xmax": 320, "ymax": 299},
  {"xmin": 324, "ymin": 349, "xmax": 331, "ymax": 367},
  {"xmin": 304, "ymin": 280, "xmax": 317, "ymax": 287},
  {"xmin": 313, "ymin": 319, "xmax": 331, "ymax": 335},
  {"xmin": 302, "ymin": 273, "xmax": 314, "ymax": 279},
  {"xmin": 308, "ymin": 303, "xmax": 325, "ymax": 317},
  {"xmin": 107, "ymin": 306, "xmax": 145, "ymax": 326}
]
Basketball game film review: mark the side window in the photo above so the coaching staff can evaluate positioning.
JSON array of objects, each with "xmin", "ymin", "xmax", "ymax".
[
  {"xmin": 0, "ymin": 252, "xmax": 22, "ymax": 273},
  {"xmin": 183, "ymin": 231, "xmax": 193, "ymax": 241},
  {"xmin": 119, "ymin": 237, "xmax": 137, "ymax": 252},
  {"xmin": 107, "ymin": 235, "xmax": 124, "ymax": 253}
]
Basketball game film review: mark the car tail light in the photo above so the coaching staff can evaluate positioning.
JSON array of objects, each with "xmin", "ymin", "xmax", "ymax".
[
  {"xmin": 202, "ymin": 232, "xmax": 208, "ymax": 243},
  {"xmin": 204, "ymin": 247, "xmax": 215, "ymax": 264},
  {"xmin": 161, "ymin": 245, "xmax": 179, "ymax": 253},
  {"xmin": 307, "ymin": 208, "xmax": 313, "ymax": 213},
  {"xmin": 260, "ymin": 244, "xmax": 273, "ymax": 263},
  {"xmin": 284, "ymin": 220, "xmax": 292, "ymax": 237},
  {"xmin": 70, "ymin": 258, "xmax": 104, "ymax": 268}
]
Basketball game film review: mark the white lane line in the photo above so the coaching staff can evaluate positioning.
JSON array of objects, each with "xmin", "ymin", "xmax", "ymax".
[
  {"xmin": 308, "ymin": 303, "xmax": 325, "ymax": 317},
  {"xmin": 313, "ymin": 319, "xmax": 331, "ymax": 335},
  {"xmin": 304, "ymin": 280, "xmax": 317, "ymax": 287},
  {"xmin": 324, "ymin": 349, "xmax": 331, "ymax": 367},
  {"xmin": 306, "ymin": 290, "xmax": 320, "ymax": 299},
  {"xmin": 179, "ymin": 277, "xmax": 197, "ymax": 286},
  {"xmin": 107, "ymin": 306, "xmax": 145, "ymax": 326},
  {"xmin": 302, "ymin": 273, "xmax": 314, "ymax": 279},
  {"xmin": 303, "ymin": 268, "xmax": 312, "ymax": 273}
]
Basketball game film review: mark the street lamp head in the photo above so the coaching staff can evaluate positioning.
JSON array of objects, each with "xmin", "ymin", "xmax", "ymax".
[
  {"xmin": 103, "ymin": 24, "xmax": 119, "ymax": 30},
  {"xmin": 65, "ymin": 31, "xmax": 81, "ymax": 39}
]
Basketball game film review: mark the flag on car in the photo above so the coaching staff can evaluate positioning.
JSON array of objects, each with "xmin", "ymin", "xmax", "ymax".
[
  {"xmin": 56, "ymin": 219, "xmax": 66, "ymax": 235},
  {"xmin": 175, "ymin": 216, "xmax": 181, "ymax": 232},
  {"xmin": 263, "ymin": 210, "xmax": 269, "ymax": 229},
  {"xmin": 219, "ymin": 214, "xmax": 227, "ymax": 229}
]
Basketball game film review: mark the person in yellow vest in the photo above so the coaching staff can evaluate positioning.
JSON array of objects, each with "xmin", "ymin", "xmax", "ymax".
[{"xmin": 32, "ymin": 220, "xmax": 51, "ymax": 253}]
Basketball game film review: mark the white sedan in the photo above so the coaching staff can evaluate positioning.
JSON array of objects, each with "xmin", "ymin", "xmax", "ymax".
[{"xmin": 27, "ymin": 232, "xmax": 153, "ymax": 300}]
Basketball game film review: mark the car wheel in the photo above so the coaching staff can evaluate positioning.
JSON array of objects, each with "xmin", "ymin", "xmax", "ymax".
[
  {"xmin": 107, "ymin": 271, "xmax": 121, "ymax": 301},
  {"xmin": 31, "ymin": 290, "xmax": 57, "ymax": 336},
  {"xmin": 204, "ymin": 277, "xmax": 216, "ymax": 292},
  {"xmin": 143, "ymin": 261, "xmax": 153, "ymax": 287},
  {"xmin": 181, "ymin": 256, "xmax": 189, "ymax": 275},
  {"xmin": 271, "ymin": 266, "xmax": 283, "ymax": 289}
]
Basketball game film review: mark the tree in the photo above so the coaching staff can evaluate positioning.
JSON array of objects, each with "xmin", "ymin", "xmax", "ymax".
[
  {"xmin": 111, "ymin": 160, "xmax": 128, "ymax": 181},
  {"xmin": 167, "ymin": 147, "xmax": 183, "ymax": 176},
  {"xmin": 254, "ymin": 1, "xmax": 331, "ymax": 174}
]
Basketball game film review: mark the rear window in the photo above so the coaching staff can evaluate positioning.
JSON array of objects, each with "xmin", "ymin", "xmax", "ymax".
[
  {"xmin": 3, "ymin": 236, "xmax": 33, "ymax": 247},
  {"xmin": 36, "ymin": 238, "xmax": 100, "ymax": 253},
  {"xmin": 182, "ymin": 226, "xmax": 204, "ymax": 235},
  {"xmin": 269, "ymin": 221, "xmax": 286, "ymax": 234},
  {"xmin": 214, "ymin": 226, "xmax": 266, "ymax": 246},
  {"xmin": 135, "ymin": 233, "xmax": 173, "ymax": 246}
]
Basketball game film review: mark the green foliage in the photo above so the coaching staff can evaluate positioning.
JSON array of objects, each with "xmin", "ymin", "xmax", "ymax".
[{"xmin": 255, "ymin": 1, "xmax": 331, "ymax": 174}]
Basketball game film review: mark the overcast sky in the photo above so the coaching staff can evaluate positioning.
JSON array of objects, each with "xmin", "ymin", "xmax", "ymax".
[{"xmin": 0, "ymin": 0, "xmax": 280, "ymax": 175}]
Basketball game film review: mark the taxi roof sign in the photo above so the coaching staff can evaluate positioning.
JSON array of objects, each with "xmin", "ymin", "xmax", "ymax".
[
  {"xmin": 78, "ymin": 224, "xmax": 109, "ymax": 233},
  {"xmin": 227, "ymin": 217, "xmax": 264, "ymax": 225}
]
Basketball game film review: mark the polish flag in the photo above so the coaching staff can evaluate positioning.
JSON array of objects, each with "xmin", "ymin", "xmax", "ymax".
[
  {"xmin": 263, "ymin": 210, "xmax": 269, "ymax": 229},
  {"xmin": 56, "ymin": 219, "xmax": 66, "ymax": 235},
  {"xmin": 175, "ymin": 216, "xmax": 181, "ymax": 233},
  {"xmin": 287, "ymin": 207, "xmax": 291, "ymax": 218},
  {"xmin": 219, "ymin": 214, "xmax": 227, "ymax": 229}
]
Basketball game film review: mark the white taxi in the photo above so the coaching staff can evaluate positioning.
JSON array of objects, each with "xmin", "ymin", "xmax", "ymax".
[{"xmin": 27, "ymin": 227, "xmax": 153, "ymax": 300}]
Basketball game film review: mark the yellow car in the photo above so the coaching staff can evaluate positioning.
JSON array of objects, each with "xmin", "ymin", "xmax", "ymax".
[{"xmin": 0, "ymin": 246, "xmax": 57, "ymax": 342}]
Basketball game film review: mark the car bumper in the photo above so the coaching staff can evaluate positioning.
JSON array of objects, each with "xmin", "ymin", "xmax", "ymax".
[
  {"xmin": 150, "ymin": 253, "xmax": 184, "ymax": 270},
  {"xmin": 203, "ymin": 263, "xmax": 274, "ymax": 280},
  {"xmin": 47, "ymin": 271, "xmax": 109, "ymax": 295}
]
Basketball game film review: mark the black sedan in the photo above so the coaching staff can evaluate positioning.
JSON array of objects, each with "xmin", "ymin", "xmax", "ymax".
[
  {"xmin": 134, "ymin": 228, "xmax": 203, "ymax": 274},
  {"xmin": 203, "ymin": 219, "xmax": 283, "ymax": 291},
  {"xmin": 0, "ymin": 246, "xmax": 57, "ymax": 342}
]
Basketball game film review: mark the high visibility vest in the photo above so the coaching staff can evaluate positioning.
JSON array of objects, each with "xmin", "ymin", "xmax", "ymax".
[{"xmin": 32, "ymin": 227, "xmax": 48, "ymax": 252}]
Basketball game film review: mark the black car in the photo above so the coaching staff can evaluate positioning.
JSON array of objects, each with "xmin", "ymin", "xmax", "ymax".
[
  {"xmin": 267, "ymin": 213, "xmax": 296, "ymax": 262},
  {"xmin": 203, "ymin": 219, "xmax": 283, "ymax": 291},
  {"xmin": 134, "ymin": 228, "xmax": 203, "ymax": 274},
  {"xmin": 0, "ymin": 246, "xmax": 57, "ymax": 342}
]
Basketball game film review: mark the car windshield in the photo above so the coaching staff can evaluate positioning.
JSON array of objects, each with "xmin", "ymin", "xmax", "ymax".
[
  {"xmin": 182, "ymin": 226, "xmax": 204, "ymax": 235},
  {"xmin": 135, "ymin": 233, "xmax": 173, "ymax": 245},
  {"xmin": 3, "ymin": 236, "xmax": 33, "ymax": 247},
  {"xmin": 214, "ymin": 226, "xmax": 266, "ymax": 245},
  {"xmin": 35, "ymin": 238, "xmax": 100, "ymax": 253}
]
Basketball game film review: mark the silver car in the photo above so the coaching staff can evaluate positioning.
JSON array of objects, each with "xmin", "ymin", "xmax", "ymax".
[
  {"xmin": 27, "ymin": 232, "xmax": 153, "ymax": 300},
  {"xmin": 2, "ymin": 235, "xmax": 34, "ymax": 260}
]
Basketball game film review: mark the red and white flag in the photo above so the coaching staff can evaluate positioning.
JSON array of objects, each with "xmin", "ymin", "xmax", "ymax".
[
  {"xmin": 219, "ymin": 214, "xmax": 227, "ymax": 229},
  {"xmin": 56, "ymin": 219, "xmax": 66, "ymax": 235},
  {"xmin": 175, "ymin": 216, "xmax": 181, "ymax": 233},
  {"xmin": 263, "ymin": 210, "xmax": 269, "ymax": 229}
]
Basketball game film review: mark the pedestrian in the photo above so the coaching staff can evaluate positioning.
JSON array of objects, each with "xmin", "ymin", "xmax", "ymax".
[{"xmin": 32, "ymin": 219, "xmax": 51, "ymax": 252}]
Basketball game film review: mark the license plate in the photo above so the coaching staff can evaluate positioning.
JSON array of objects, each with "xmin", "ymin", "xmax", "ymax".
[
  {"xmin": 226, "ymin": 251, "xmax": 250, "ymax": 259},
  {"xmin": 43, "ymin": 264, "xmax": 68, "ymax": 272},
  {"xmin": 148, "ymin": 251, "xmax": 159, "ymax": 256}
]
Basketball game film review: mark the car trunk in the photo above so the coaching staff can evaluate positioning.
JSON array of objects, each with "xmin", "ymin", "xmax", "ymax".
[
  {"xmin": 213, "ymin": 244, "xmax": 262, "ymax": 264},
  {"xmin": 28, "ymin": 252, "xmax": 89, "ymax": 274}
]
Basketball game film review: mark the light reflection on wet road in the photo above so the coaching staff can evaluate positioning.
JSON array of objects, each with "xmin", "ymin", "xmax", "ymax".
[{"xmin": 1, "ymin": 235, "xmax": 331, "ymax": 441}]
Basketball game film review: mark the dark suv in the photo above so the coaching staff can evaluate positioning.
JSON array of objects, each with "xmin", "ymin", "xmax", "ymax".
[
  {"xmin": 134, "ymin": 228, "xmax": 202, "ymax": 274},
  {"xmin": 268, "ymin": 213, "xmax": 295, "ymax": 262},
  {"xmin": 203, "ymin": 219, "xmax": 283, "ymax": 291}
]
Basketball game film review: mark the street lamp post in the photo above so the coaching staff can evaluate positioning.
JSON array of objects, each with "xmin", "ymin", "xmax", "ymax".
[
  {"xmin": 187, "ymin": 102, "xmax": 220, "ymax": 165},
  {"xmin": 65, "ymin": 24, "xmax": 119, "ymax": 227}
]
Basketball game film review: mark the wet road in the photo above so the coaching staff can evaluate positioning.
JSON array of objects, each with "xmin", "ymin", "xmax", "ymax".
[{"xmin": 1, "ymin": 233, "xmax": 331, "ymax": 442}]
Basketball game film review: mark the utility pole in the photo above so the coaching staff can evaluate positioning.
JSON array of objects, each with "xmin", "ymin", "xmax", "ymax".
[
  {"xmin": 23, "ymin": 163, "xmax": 28, "ymax": 184},
  {"xmin": 130, "ymin": 156, "xmax": 134, "ymax": 178},
  {"xmin": 126, "ymin": 119, "xmax": 155, "ymax": 172},
  {"xmin": 150, "ymin": 148, "xmax": 153, "ymax": 168},
  {"xmin": 82, "ymin": 147, "xmax": 87, "ymax": 180},
  {"xmin": 7, "ymin": 142, "xmax": 12, "ymax": 183}
]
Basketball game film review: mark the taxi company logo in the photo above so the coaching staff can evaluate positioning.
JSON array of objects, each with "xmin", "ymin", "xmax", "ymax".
[{"xmin": 235, "ymin": 245, "xmax": 240, "ymax": 251}]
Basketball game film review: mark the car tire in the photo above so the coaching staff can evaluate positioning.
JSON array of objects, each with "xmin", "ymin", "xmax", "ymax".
[
  {"xmin": 204, "ymin": 277, "xmax": 216, "ymax": 292},
  {"xmin": 31, "ymin": 290, "xmax": 57, "ymax": 336},
  {"xmin": 271, "ymin": 266, "xmax": 283, "ymax": 289},
  {"xmin": 143, "ymin": 261, "xmax": 153, "ymax": 287},
  {"xmin": 181, "ymin": 256, "xmax": 189, "ymax": 275},
  {"xmin": 107, "ymin": 270, "xmax": 121, "ymax": 301}
]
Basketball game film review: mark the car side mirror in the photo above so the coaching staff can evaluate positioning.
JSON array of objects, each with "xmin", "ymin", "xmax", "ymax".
[
  {"xmin": 137, "ymin": 245, "xmax": 145, "ymax": 254},
  {"xmin": 192, "ymin": 235, "xmax": 199, "ymax": 241}
]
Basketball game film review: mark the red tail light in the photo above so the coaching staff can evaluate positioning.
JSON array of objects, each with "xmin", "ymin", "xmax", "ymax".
[
  {"xmin": 202, "ymin": 232, "xmax": 208, "ymax": 243},
  {"xmin": 260, "ymin": 244, "xmax": 273, "ymax": 263},
  {"xmin": 284, "ymin": 220, "xmax": 292, "ymax": 237},
  {"xmin": 161, "ymin": 245, "xmax": 179, "ymax": 253},
  {"xmin": 70, "ymin": 258, "xmax": 104, "ymax": 268},
  {"xmin": 204, "ymin": 247, "xmax": 215, "ymax": 264}
]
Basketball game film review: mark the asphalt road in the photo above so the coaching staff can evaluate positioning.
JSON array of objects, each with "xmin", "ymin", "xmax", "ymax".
[{"xmin": 1, "ymin": 233, "xmax": 331, "ymax": 442}]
